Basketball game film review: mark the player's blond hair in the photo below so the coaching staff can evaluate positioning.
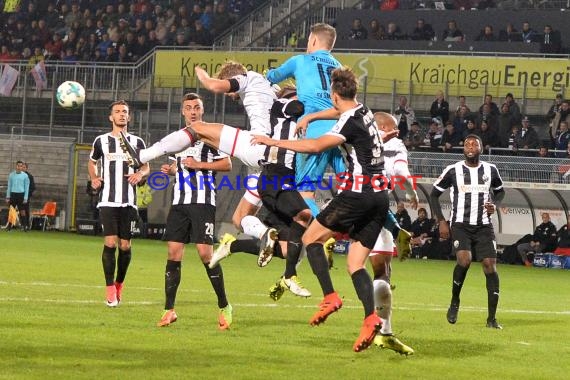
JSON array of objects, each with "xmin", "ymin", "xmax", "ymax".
[
  {"xmin": 217, "ymin": 61, "xmax": 247, "ymax": 80},
  {"xmin": 310, "ymin": 23, "xmax": 337, "ymax": 49}
]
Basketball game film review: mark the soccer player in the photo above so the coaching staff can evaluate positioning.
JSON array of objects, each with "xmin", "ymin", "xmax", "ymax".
[
  {"xmin": 88, "ymin": 100, "xmax": 150, "ymax": 307},
  {"xmin": 157, "ymin": 92, "xmax": 234, "ymax": 329},
  {"xmin": 252, "ymin": 67, "xmax": 389, "ymax": 352},
  {"xmin": 5, "ymin": 160, "xmax": 30, "ymax": 231},
  {"xmin": 265, "ymin": 23, "xmax": 344, "ymax": 216},
  {"xmin": 430, "ymin": 134, "xmax": 505, "ymax": 329},
  {"xmin": 210, "ymin": 87, "xmax": 313, "ymax": 299},
  {"xmin": 369, "ymin": 112, "xmax": 416, "ymax": 355}
]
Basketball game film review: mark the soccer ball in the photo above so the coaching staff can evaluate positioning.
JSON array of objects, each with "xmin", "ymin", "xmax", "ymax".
[{"xmin": 56, "ymin": 81, "xmax": 85, "ymax": 109}]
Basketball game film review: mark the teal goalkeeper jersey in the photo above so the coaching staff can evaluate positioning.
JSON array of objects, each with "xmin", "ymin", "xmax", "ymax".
[{"xmin": 267, "ymin": 50, "xmax": 341, "ymax": 121}]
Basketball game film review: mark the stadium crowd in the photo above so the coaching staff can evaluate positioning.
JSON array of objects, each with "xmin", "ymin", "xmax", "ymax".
[{"xmin": 0, "ymin": 0, "xmax": 263, "ymax": 64}]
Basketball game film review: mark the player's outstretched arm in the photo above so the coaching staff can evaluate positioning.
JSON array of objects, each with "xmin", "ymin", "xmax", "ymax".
[
  {"xmin": 195, "ymin": 66, "xmax": 231, "ymax": 93},
  {"xmin": 297, "ymin": 107, "xmax": 340, "ymax": 135},
  {"xmin": 251, "ymin": 134, "xmax": 342, "ymax": 154}
]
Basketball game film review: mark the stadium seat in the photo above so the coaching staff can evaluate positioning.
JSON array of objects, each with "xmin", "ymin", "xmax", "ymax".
[{"xmin": 31, "ymin": 202, "xmax": 57, "ymax": 231}]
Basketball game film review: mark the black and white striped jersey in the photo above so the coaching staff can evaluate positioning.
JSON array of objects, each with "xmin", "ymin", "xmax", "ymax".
[
  {"xmin": 261, "ymin": 98, "xmax": 304, "ymax": 170},
  {"xmin": 227, "ymin": 71, "xmax": 277, "ymax": 134},
  {"xmin": 326, "ymin": 103, "xmax": 386, "ymax": 193},
  {"xmin": 433, "ymin": 161, "xmax": 504, "ymax": 225},
  {"xmin": 90, "ymin": 132, "xmax": 146, "ymax": 208},
  {"xmin": 171, "ymin": 141, "xmax": 227, "ymax": 206}
]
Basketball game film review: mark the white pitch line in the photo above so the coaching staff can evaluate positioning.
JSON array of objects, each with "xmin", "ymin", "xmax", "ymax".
[{"xmin": 0, "ymin": 296, "xmax": 569, "ymax": 315}]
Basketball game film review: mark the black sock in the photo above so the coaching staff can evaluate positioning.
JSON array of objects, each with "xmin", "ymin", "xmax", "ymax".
[
  {"xmin": 451, "ymin": 264, "xmax": 469, "ymax": 304},
  {"xmin": 284, "ymin": 222, "xmax": 305, "ymax": 278},
  {"xmin": 165, "ymin": 260, "xmax": 181, "ymax": 310},
  {"xmin": 485, "ymin": 271, "xmax": 500, "ymax": 321},
  {"xmin": 273, "ymin": 242, "xmax": 284, "ymax": 259},
  {"xmin": 204, "ymin": 263, "xmax": 228, "ymax": 309},
  {"xmin": 101, "ymin": 245, "xmax": 116, "ymax": 286},
  {"xmin": 230, "ymin": 238, "xmax": 260, "ymax": 255},
  {"xmin": 351, "ymin": 268, "xmax": 375, "ymax": 317},
  {"xmin": 116, "ymin": 248, "xmax": 132, "ymax": 283},
  {"xmin": 307, "ymin": 243, "xmax": 334, "ymax": 296}
]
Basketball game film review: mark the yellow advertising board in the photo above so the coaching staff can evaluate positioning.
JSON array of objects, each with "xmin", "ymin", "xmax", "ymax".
[{"xmin": 155, "ymin": 50, "xmax": 570, "ymax": 99}]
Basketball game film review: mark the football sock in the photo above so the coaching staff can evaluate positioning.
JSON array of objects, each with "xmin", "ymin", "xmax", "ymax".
[
  {"xmin": 485, "ymin": 271, "xmax": 500, "ymax": 321},
  {"xmin": 140, "ymin": 129, "xmax": 194, "ymax": 163},
  {"xmin": 230, "ymin": 238, "xmax": 260, "ymax": 255},
  {"xmin": 116, "ymin": 248, "xmax": 132, "ymax": 283},
  {"xmin": 204, "ymin": 263, "xmax": 228, "ymax": 309},
  {"xmin": 284, "ymin": 222, "xmax": 305, "ymax": 278},
  {"xmin": 101, "ymin": 245, "xmax": 116, "ymax": 286},
  {"xmin": 241, "ymin": 215, "xmax": 267, "ymax": 240},
  {"xmin": 373, "ymin": 279, "xmax": 393, "ymax": 334},
  {"xmin": 451, "ymin": 264, "xmax": 469, "ymax": 304},
  {"xmin": 352, "ymin": 268, "xmax": 375, "ymax": 317},
  {"xmin": 306, "ymin": 243, "xmax": 334, "ymax": 295},
  {"xmin": 164, "ymin": 260, "xmax": 181, "ymax": 310}
]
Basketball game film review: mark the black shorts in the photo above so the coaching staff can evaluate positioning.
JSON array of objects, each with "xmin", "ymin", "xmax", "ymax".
[
  {"xmin": 164, "ymin": 204, "xmax": 215, "ymax": 245},
  {"xmin": 258, "ymin": 165, "xmax": 307, "ymax": 225},
  {"xmin": 8, "ymin": 193, "xmax": 25, "ymax": 209},
  {"xmin": 451, "ymin": 223, "xmax": 497, "ymax": 260},
  {"xmin": 317, "ymin": 190, "xmax": 389, "ymax": 249},
  {"xmin": 99, "ymin": 206, "xmax": 138, "ymax": 240}
]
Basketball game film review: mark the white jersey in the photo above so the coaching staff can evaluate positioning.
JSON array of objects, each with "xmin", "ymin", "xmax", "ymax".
[
  {"xmin": 228, "ymin": 71, "xmax": 277, "ymax": 134},
  {"xmin": 382, "ymin": 137, "xmax": 408, "ymax": 179}
]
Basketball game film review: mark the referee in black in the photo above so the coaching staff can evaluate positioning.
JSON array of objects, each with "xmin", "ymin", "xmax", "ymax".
[{"xmin": 430, "ymin": 134, "xmax": 505, "ymax": 329}]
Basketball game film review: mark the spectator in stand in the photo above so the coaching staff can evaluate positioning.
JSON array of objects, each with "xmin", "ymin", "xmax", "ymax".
[
  {"xmin": 430, "ymin": 90, "xmax": 450, "ymax": 124},
  {"xmin": 550, "ymin": 100, "xmax": 570, "ymax": 140},
  {"xmin": 368, "ymin": 19, "xmax": 386, "ymax": 40},
  {"xmin": 380, "ymin": 0, "xmax": 400, "ymax": 10},
  {"xmin": 554, "ymin": 121, "xmax": 570, "ymax": 158},
  {"xmin": 385, "ymin": 21, "xmax": 405, "ymax": 40},
  {"xmin": 479, "ymin": 94, "xmax": 500, "ymax": 116},
  {"xmin": 117, "ymin": 44, "xmax": 132, "ymax": 63},
  {"xmin": 504, "ymin": 93, "xmax": 521, "ymax": 124},
  {"xmin": 459, "ymin": 118, "xmax": 480, "ymax": 144},
  {"xmin": 45, "ymin": 33, "xmax": 63, "ymax": 60},
  {"xmin": 132, "ymin": 33, "xmax": 151, "ymax": 61},
  {"xmin": 515, "ymin": 117, "xmax": 540, "ymax": 154},
  {"xmin": 425, "ymin": 118, "xmax": 444, "ymax": 151},
  {"xmin": 348, "ymin": 18, "xmax": 368, "ymax": 40},
  {"xmin": 498, "ymin": 23, "xmax": 521, "ymax": 42},
  {"xmin": 405, "ymin": 121, "xmax": 425, "ymax": 151},
  {"xmin": 410, "ymin": 208, "xmax": 434, "ymax": 258},
  {"xmin": 453, "ymin": 0, "xmax": 474, "ymax": 10},
  {"xmin": 410, "ymin": 18, "xmax": 434, "ymax": 41},
  {"xmin": 394, "ymin": 95, "xmax": 415, "ymax": 140},
  {"xmin": 479, "ymin": 120, "xmax": 499, "ymax": 152},
  {"xmin": 454, "ymin": 95, "xmax": 471, "ymax": 117},
  {"xmin": 442, "ymin": 20, "xmax": 464, "ymax": 42},
  {"xmin": 536, "ymin": 145, "xmax": 550, "ymax": 158},
  {"xmin": 395, "ymin": 202, "xmax": 412, "ymax": 232},
  {"xmin": 540, "ymin": 25, "xmax": 562, "ymax": 54},
  {"xmin": 29, "ymin": 47, "xmax": 44, "ymax": 66},
  {"xmin": 497, "ymin": 103, "xmax": 515, "ymax": 148},
  {"xmin": 553, "ymin": 217, "xmax": 570, "ymax": 256},
  {"xmin": 478, "ymin": 103, "xmax": 499, "ymax": 131},
  {"xmin": 507, "ymin": 124, "xmax": 519, "ymax": 153},
  {"xmin": 211, "ymin": 2, "xmax": 233, "ymax": 38},
  {"xmin": 546, "ymin": 94, "xmax": 564, "ymax": 129},
  {"xmin": 190, "ymin": 20, "xmax": 213, "ymax": 46},
  {"xmin": 0, "ymin": 45, "xmax": 12, "ymax": 62},
  {"xmin": 520, "ymin": 21, "xmax": 539, "ymax": 43},
  {"xmin": 176, "ymin": 4, "xmax": 189, "ymax": 25},
  {"xmin": 453, "ymin": 105, "xmax": 470, "ymax": 136},
  {"xmin": 200, "ymin": 4, "xmax": 214, "ymax": 31},
  {"xmin": 188, "ymin": 3, "xmax": 203, "ymax": 26},
  {"xmin": 517, "ymin": 213, "xmax": 558, "ymax": 266},
  {"xmin": 475, "ymin": 25, "xmax": 496, "ymax": 41},
  {"xmin": 440, "ymin": 121, "xmax": 462, "ymax": 152}
]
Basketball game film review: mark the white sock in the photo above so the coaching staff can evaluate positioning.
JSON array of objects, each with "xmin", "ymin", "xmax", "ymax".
[
  {"xmin": 240, "ymin": 215, "xmax": 267, "ymax": 240},
  {"xmin": 140, "ymin": 129, "xmax": 194, "ymax": 163},
  {"xmin": 374, "ymin": 279, "xmax": 392, "ymax": 335}
]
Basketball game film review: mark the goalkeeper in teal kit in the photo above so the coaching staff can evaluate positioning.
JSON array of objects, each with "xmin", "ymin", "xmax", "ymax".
[{"xmin": 266, "ymin": 23, "xmax": 344, "ymax": 216}]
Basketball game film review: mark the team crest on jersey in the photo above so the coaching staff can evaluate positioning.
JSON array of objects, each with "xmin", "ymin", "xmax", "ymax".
[
  {"xmin": 482, "ymin": 174, "xmax": 490, "ymax": 183},
  {"xmin": 453, "ymin": 240, "xmax": 460, "ymax": 248}
]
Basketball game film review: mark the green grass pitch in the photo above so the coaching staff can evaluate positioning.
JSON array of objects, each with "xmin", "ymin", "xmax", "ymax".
[{"xmin": 1, "ymin": 231, "xmax": 569, "ymax": 379}]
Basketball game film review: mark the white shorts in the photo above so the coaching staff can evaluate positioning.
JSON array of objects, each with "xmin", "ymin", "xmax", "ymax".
[
  {"xmin": 242, "ymin": 173, "xmax": 262, "ymax": 208},
  {"xmin": 369, "ymin": 228, "xmax": 396, "ymax": 257},
  {"xmin": 219, "ymin": 125, "xmax": 266, "ymax": 169}
]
